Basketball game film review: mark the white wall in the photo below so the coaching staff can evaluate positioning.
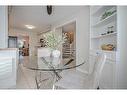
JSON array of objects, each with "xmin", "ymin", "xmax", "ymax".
[
  {"xmin": 0, "ymin": 6, "xmax": 8, "ymax": 48},
  {"xmin": 29, "ymin": 31, "xmax": 38, "ymax": 56},
  {"xmin": 52, "ymin": 6, "xmax": 90, "ymax": 72},
  {"xmin": 9, "ymin": 28, "xmax": 38, "ymax": 56},
  {"xmin": 116, "ymin": 6, "xmax": 127, "ymax": 89}
]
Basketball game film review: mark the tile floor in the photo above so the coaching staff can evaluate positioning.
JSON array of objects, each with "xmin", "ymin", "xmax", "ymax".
[{"xmin": 16, "ymin": 58, "xmax": 37, "ymax": 89}]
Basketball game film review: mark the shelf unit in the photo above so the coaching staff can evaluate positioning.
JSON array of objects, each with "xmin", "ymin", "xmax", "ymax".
[
  {"xmin": 92, "ymin": 13, "xmax": 116, "ymax": 27},
  {"xmin": 90, "ymin": 6, "xmax": 117, "ymax": 89},
  {"xmin": 91, "ymin": 32, "xmax": 117, "ymax": 39},
  {"xmin": 91, "ymin": 6, "xmax": 114, "ymax": 16},
  {"xmin": 90, "ymin": 6, "xmax": 117, "ymax": 56}
]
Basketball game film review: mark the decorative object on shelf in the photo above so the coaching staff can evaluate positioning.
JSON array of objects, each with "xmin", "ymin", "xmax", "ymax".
[
  {"xmin": 100, "ymin": 9, "xmax": 116, "ymax": 21},
  {"xmin": 107, "ymin": 26, "xmax": 114, "ymax": 34},
  {"xmin": 101, "ymin": 33, "xmax": 107, "ymax": 36},
  {"xmin": 101, "ymin": 44, "xmax": 115, "ymax": 51},
  {"xmin": 112, "ymin": 10, "xmax": 117, "ymax": 15},
  {"xmin": 101, "ymin": 26, "xmax": 114, "ymax": 36}
]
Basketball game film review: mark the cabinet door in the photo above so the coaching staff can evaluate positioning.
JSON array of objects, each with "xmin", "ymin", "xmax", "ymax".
[
  {"xmin": 100, "ymin": 59, "xmax": 116, "ymax": 89},
  {"xmin": 0, "ymin": 58, "xmax": 14, "ymax": 88}
]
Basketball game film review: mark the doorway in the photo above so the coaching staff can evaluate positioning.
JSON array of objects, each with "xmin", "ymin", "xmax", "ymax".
[
  {"xmin": 18, "ymin": 36, "xmax": 29, "ymax": 56},
  {"xmin": 61, "ymin": 21, "xmax": 76, "ymax": 66}
]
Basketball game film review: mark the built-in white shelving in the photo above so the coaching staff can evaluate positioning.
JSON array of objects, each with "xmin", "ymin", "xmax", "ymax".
[
  {"xmin": 90, "ymin": 6, "xmax": 117, "ymax": 53},
  {"xmin": 91, "ymin": 32, "xmax": 117, "ymax": 39},
  {"xmin": 91, "ymin": 6, "xmax": 114, "ymax": 16},
  {"xmin": 92, "ymin": 13, "xmax": 116, "ymax": 27},
  {"xmin": 90, "ymin": 6, "xmax": 117, "ymax": 89}
]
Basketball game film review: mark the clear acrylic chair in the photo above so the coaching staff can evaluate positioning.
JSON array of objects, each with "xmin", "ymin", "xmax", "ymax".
[{"xmin": 54, "ymin": 53, "xmax": 106, "ymax": 89}]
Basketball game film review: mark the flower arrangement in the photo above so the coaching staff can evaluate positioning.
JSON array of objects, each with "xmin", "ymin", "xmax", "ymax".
[
  {"xmin": 43, "ymin": 31, "xmax": 67, "ymax": 66},
  {"xmin": 43, "ymin": 31, "xmax": 67, "ymax": 50},
  {"xmin": 42, "ymin": 31, "xmax": 67, "ymax": 79}
]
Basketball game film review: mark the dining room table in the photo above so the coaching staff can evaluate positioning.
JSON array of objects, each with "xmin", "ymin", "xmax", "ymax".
[{"xmin": 23, "ymin": 56, "xmax": 85, "ymax": 89}]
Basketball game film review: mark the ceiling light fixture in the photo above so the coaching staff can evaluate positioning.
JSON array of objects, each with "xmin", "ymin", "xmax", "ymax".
[{"xmin": 25, "ymin": 25, "xmax": 35, "ymax": 29}]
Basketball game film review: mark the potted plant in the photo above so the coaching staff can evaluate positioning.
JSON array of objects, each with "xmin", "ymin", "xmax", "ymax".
[{"xmin": 43, "ymin": 31, "xmax": 67, "ymax": 66}]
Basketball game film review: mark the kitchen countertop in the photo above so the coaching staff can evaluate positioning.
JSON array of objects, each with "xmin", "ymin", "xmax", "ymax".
[{"xmin": 0, "ymin": 48, "xmax": 18, "ymax": 50}]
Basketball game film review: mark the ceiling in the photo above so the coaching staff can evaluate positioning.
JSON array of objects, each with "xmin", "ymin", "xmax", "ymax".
[{"xmin": 9, "ymin": 6, "xmax": 84, "ymax": 33}]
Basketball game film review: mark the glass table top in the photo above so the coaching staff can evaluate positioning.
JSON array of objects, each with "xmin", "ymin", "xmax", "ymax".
[
  {"xmin": 22, "ymin": 56, "xmax": 86, "ymax": 89},
  {"xmin": 23, "ymin": 56, "xmax": 85, "ymax": 71}
]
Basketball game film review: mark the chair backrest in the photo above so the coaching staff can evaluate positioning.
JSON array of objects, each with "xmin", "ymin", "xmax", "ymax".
[
  {"xmin": 91, "ymin": 53, "xmax": 106, "ymax": 89},
  {"xmin": 89, "ymin": 53, "xmax": 97, "ymax": 74}
]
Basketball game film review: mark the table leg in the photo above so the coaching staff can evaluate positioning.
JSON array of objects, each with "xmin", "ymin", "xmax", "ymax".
[{"xmin": 52, "ymin": 70, "xmax": 62, "ymax": 89}]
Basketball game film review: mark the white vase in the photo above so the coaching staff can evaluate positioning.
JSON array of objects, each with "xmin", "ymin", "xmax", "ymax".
[{"xmin": 51, "ymin": 50, "xmax": 61, "ymax": 66}]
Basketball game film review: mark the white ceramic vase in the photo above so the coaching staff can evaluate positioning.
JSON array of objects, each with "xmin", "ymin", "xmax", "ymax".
[{"xmin": 51, "ymin": 50, "xmax": 61, "ymax": 66}]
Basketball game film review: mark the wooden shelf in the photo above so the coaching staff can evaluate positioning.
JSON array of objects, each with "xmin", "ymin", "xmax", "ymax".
[
  {"xmin": 92, "ymin": 13, "xmax": 116, "ymax": 27},
  {"xmin": 91, "ymin": 32, "xmax": 117, "ymax": 39}
]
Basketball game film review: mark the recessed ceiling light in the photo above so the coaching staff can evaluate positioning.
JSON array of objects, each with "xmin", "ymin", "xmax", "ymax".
[{"xmin": 25, "ymin": 25, "xmax": 35, "ymax": 29}]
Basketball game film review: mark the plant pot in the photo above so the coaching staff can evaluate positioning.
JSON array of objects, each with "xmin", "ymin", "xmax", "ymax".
[{"xmin": 51, "ymin": 50, "xmax": 61, "ymax": 66}]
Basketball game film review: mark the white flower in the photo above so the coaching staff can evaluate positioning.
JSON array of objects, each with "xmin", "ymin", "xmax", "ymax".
[{"xmin": 43, "ymin": 31, "xmax": 67, "ymax": 50}]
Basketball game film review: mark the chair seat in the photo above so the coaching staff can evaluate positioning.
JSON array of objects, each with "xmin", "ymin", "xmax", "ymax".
[{"xmin": 55, "ymin": 70, "xmax": 94, "ymax": 89}]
